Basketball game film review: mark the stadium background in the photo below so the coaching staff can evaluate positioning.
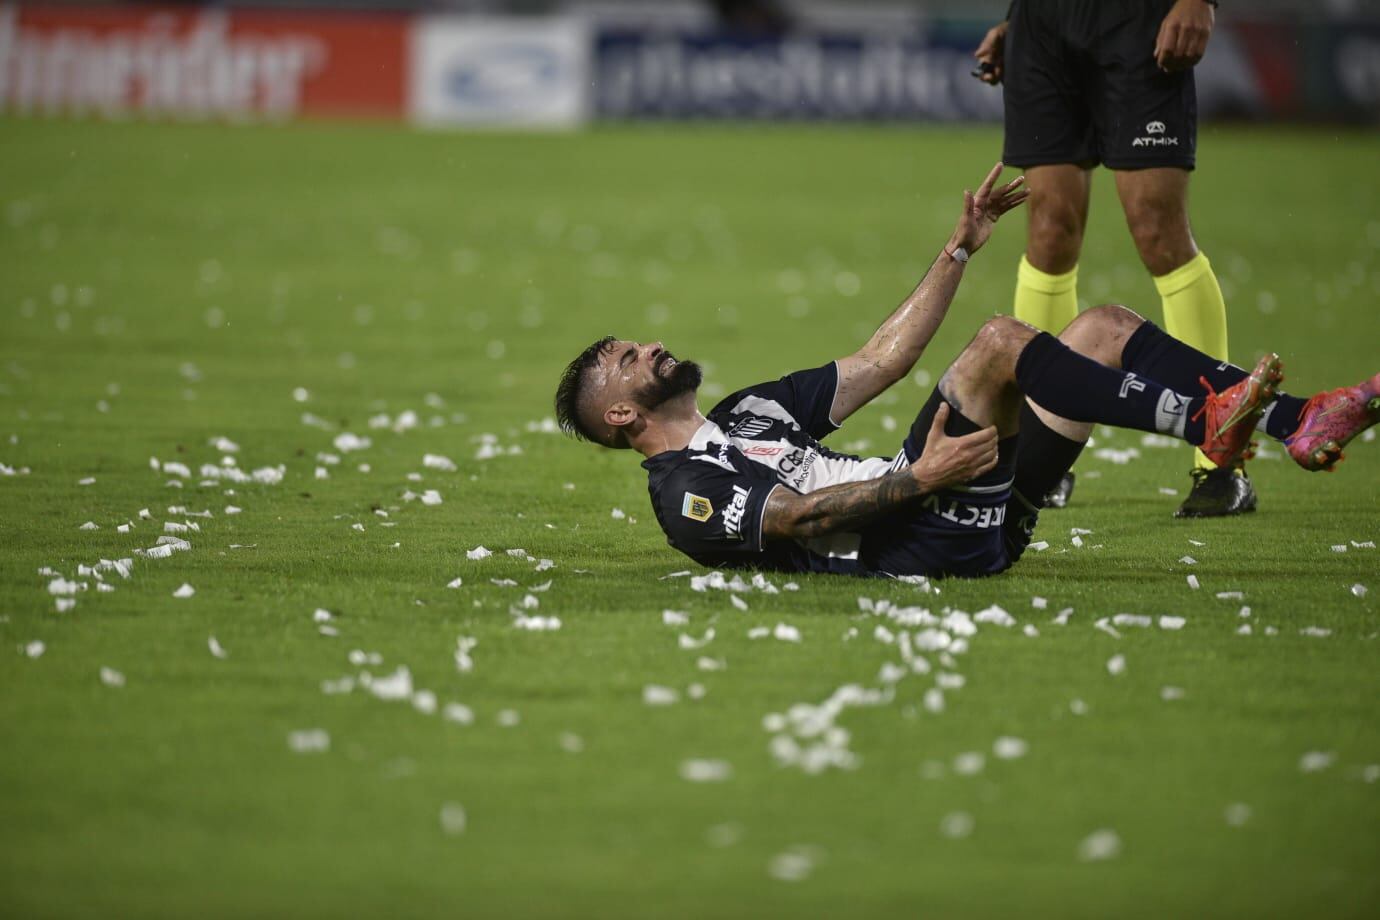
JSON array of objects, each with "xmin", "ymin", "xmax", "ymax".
[{"xmin": 2, "ymin": 1, "xmax": 1378, "ymax": 917}]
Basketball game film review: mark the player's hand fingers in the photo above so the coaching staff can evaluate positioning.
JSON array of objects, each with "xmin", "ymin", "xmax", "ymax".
[
  {"xmin": 975, "ymin": 162, "xmax": 1004, "ymax": 199},
  {"xmin": 927, "ymin": 403, "xmax": 951, "ymax": 442}
]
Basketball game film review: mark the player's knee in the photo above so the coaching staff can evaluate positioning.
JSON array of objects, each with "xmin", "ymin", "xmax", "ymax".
[
  {"xmin": 975, "ymin": 315, "xmax": 1035, "ymax": 360},
  {"xmin": 1059, "ymin": 304, "xmax": 1145, "ymax": 364}
]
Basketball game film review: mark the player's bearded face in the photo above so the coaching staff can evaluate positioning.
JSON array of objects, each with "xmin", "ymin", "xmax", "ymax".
[{"xmin": 634, "ymin": 350, "xmax": 702, "ymax": 409}]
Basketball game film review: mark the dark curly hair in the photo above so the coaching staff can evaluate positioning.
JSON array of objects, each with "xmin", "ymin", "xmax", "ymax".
[{"xmin": 555, "ymin": 335, "xmax": 620, "ymax": 447}]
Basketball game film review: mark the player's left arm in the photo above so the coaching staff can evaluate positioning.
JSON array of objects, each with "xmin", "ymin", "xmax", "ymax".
[
  {"xmin": 1154, "ymin": 0, "xmax": 1215, "ymax": 73},
  {"xmin": 830, "ymin": 163, "xmax": 1028, "ymax": 426}
]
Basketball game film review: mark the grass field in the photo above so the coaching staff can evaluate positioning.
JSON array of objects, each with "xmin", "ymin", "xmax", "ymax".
[{"xmin": 1, "ymin": 117, "xmax": 1377, "ymax": 918}]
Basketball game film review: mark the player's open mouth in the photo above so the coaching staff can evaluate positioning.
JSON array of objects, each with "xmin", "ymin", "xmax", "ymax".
[{"xmin": 655, "ymin": 353, "xmax": 677, "ymax": 375}]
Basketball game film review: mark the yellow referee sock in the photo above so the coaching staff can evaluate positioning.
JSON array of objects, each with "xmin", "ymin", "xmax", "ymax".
[
  {"xmin": 1154, "ymin": 251, "xmax": 1229, "ymax": 471},
  {"xmin": 1014, "ymin": 255, "xmax": 1079, "ymax": 333}
]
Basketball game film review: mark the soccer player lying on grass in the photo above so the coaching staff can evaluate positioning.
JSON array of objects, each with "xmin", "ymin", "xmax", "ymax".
[{"xmin": 555, "ymin": 164, "xmax": 1380, "ymax": 578}]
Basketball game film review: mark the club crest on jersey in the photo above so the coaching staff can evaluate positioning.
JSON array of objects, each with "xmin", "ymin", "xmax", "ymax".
[
  {"xmin": 681, "ymin": 492, "xmax": 714, "ymax": 522},
  {"xmin": 728, "ymin": 416, "xmax": 773, "ymax": 439}
]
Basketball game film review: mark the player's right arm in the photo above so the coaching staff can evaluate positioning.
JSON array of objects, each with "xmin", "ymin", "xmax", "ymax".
[{"xmin": 762, "ymin": 404, "xmax": 997, "ymax": 540}]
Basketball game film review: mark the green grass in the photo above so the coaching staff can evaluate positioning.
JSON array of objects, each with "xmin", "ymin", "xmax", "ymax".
[{"xmin": 1, "ymin": 118, "xmax": 1377, "ymax": 918}]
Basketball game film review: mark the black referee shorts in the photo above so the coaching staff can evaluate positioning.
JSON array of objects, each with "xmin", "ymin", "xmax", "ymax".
[{"xmin": 1002, "ymin": 0, "xmax": 1197, "ymax": 171}]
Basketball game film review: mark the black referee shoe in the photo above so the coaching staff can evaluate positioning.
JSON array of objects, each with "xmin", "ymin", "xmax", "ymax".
[
  {"xmin": 1042, "ymin": 471, "xmax": 1075, "ymax": 509},
  {"xmin": 1173, "ymin": 467, "xmax": 1258, "ymax": 518}
]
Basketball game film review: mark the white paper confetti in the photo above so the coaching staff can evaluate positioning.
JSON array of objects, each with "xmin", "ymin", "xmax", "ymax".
[
  {"xmin": 768, "ymin": 847, "xmax": 819, "ymax": 882},
  {"xmin": 940, "ymin": 811, "xmax": 974, "ymax": 839},
  {"xmin": 641, "ymin": 682, "xmax": 682, "ymax": 707},
  {"xmin": 679, "ymin": 759, "xmax": 732, "ymax": 782},
  {"xmin": 1186, "ymin": 575, "xmax": 1200, "ymax": 590},
  {"xmin": 23, "ymin": 640, "xmax": 45, "ymax": 659},
  {"xmin": 443, "ymin": 702, "xmax": 474, "ymax": 725},
  {"xmin": 1299, "ymin": 750, "xmax": 1336, "ymax": 773},
  {"xmin": 99, "ymin": 666, "xmax": 125, "ymax": 687},
  {"xmin": 287, "ymin": 729, "xmax": 330, "ymax": 753},
  {"xmin": 439, "ymin": 802, "xmax": 467, "ymax": 836},
  {"xmin": 952, "ymin": 752, "xmax": 985, "ymax": 775},
  {"xmin": 1224, "ymin": 803, "xmax": 1252, "ymax": 827},
  {"xmin": 208, "ymin": 636, "xmax": 228, "ymax": 659},
  {"xmin": 1160, "ymin": 685, "xmax": 1186, "ymax": 701},
  {"xmin": 993, "ymin": 736, "xmax": 1028, "ymax": 760},
  {"xmin": 1159, "ymin": 616, "xmax": 1186, "ymax": 631},
  {"xmin": 1077, "ymin": 829, "xmax": 1121, "ymax": 862},
  {"xmin": 172, "ymin": 583, "xmax": 195, "ymax": 599},
  {"xmin": 1106, "ymin": 654, "xmax": 1126, "ymax": 676}
]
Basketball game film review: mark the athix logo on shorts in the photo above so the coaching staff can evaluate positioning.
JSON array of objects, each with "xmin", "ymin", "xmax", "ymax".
[
  {"xmin": 681, "ymin": 492, "xmax": 713, "ymax": 522},
  {"xmin": 1132, "ymin": 120, "xmax": 1178, "ymax": 148},
  {"xmin": 722, "ymin": 485, "xmax": 751, "ymax": 539}
]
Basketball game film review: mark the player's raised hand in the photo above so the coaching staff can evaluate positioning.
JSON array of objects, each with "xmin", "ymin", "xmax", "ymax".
[
  {"xmin": 1154, "ymin": 0, "xmax": 1214, "ymax": 72},
  {"xmin": 911, "ymin": 403, "xmax": 1000, "ymax": 493},
  {"xmin": 972, "ymin": 21, "xmax": 1008, "ymax": 85},
  {"xmin": 950, "ymin": 162, "xmax": 1029, "ymax": 255}
]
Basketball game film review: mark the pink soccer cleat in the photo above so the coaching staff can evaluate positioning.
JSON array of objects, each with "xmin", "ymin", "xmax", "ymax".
[
  {"xmin": 1193, "ymin": 352, "xmax": 1284, "ymax": 469},
  {"xmin": 1285, "ymin": 372, "xmax": 1380, "ymax": 471}
]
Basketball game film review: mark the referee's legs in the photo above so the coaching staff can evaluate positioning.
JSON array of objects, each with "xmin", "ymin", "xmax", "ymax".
[
  {"xmin": 1014, "ymin": 164, "xmax": 1092, "ymax": 334},
  {"xmin": 1114, "ymin": 167, "xmax": 1229, "ymax": 472}
]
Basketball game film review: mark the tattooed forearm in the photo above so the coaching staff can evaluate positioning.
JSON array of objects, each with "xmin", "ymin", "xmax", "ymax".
[{"xmin": 764, "ymin": 467, "xmax": 924, "ymax": 540}]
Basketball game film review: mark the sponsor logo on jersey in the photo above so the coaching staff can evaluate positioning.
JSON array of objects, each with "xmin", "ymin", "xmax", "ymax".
[
  {"xmin": 728, "ymin": 416, "xmax": 773, "ymax": 439},
  {"xmin": 742, "ymin": 444, "xmax": 785, "ymax": 457},
  {"xmin": 1132, "ymin": 120, "xmax": 1178, "ymax": 147},
  {"xmin": 777, "ymin": 447, "xmax": 818, "ymax": 489},
  {"xmin": 681, "ymin": 492, "xmax": 713, "ymax": 522},
  {"xmin": 722, "ymin": 485, "xmax": 751, "ymax": 539}
]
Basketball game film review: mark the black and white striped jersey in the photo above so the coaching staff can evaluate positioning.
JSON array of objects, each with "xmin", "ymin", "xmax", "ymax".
[{"xmin": 642, "ymin": 362, "xmax": 903, "ymax": 575}]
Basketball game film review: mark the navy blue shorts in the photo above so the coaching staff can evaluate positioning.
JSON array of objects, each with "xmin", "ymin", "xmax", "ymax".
[{"xmin": 860, "ymin": 389, "xmax": 1019, "ymax": 579}]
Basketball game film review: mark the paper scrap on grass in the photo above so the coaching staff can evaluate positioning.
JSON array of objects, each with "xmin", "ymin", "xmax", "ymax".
[
  {"xmin": 1299, "ymin": 751, "xmax": 1336, "ymax": 773},
  {"xmin": 172, "ymin": 583, "xmax": 195, "ymax": 598},
  {"xmin": 443, "ymin": 702, "xmax": 474, "ymax": 725},
  {"xmin": 100, "ymin": 666, "xmax": 125, "ymax": 688},
  {"xmin": 1186, "ymin": 575, "xmax": 1200, "ymax": 590},
  {"xmin": 1160, "ymin": 686, "xmax": 1186, "ymax": 701},
  {"xmin": 466, "ymin": 546, "xmax": 492, "ymax": 560},
  {"xmin": 940, "ymin": 812, "xmax": 974, "ymax": 839},
  {"xmin": 1106, "ymin": 654, "xmax": 1127, "ymax": 676},
  {"xmin": 768, "ymin": 847, "xmax": 821, "ymax": 882},
  {"xmin": 208, "ymin": 636, "xmax": 228, "ymax": 659},
  {"xmin": 288, "ymin": 729, "xmax": 330, "ymax": 753},
  {"xmin": 1224, "ymin": 803, "xmax": 1252, "ymax": 827},
  {"xmin": 439, "ymin": 802, "xmax": 467, "ymax": 836},
  {"xmin": 1159, "ymin": 616, "xmax": 1186, "ymax": 630},
  {"xmin": 952, "ymin": 752, "xmax": 985, "ymax": 775},
  {"xmin": 643, "ymin": 685, "xmax": 680, "ymax": 706},
  {"xmin": 23, "ymin": 640, "xmax": 45, "ymax": 659},
  {"xmin": 679, "ymin": 759, "xmax": 732, "ymax": 782},
  {"xmin": 1077, "ymin": 829, "xmax": 1121, "ymax": 862},
  {"xmin": 993, "ymin": 736, "xmax": 1028, "ymax": 760},
  {"xmin": 423, "ymin": 453, "xmax": 457, "ymax": 472}
]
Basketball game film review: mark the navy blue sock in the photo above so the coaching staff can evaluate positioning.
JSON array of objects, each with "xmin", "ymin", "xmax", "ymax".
[
  {"xmin": 1013, "ymin": 402, "xmax": 1085, "ymax": 508},
  {"xmin": 1015, "ymin": 332, "xmax": 1207, "ymax": 443},
  {"xmin": 1121, "ymin": 320, "xmax": 1306, "ymax": 441}
]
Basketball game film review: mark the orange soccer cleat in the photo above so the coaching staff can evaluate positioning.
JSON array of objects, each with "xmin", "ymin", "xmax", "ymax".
[
  {"xmin": 1285, "ymin": 372, "xmax": 1380, "ymax": 471},
  {"xmin": 1192, "ymin": 352, "xmax": 1284, "ymax": 469}
]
